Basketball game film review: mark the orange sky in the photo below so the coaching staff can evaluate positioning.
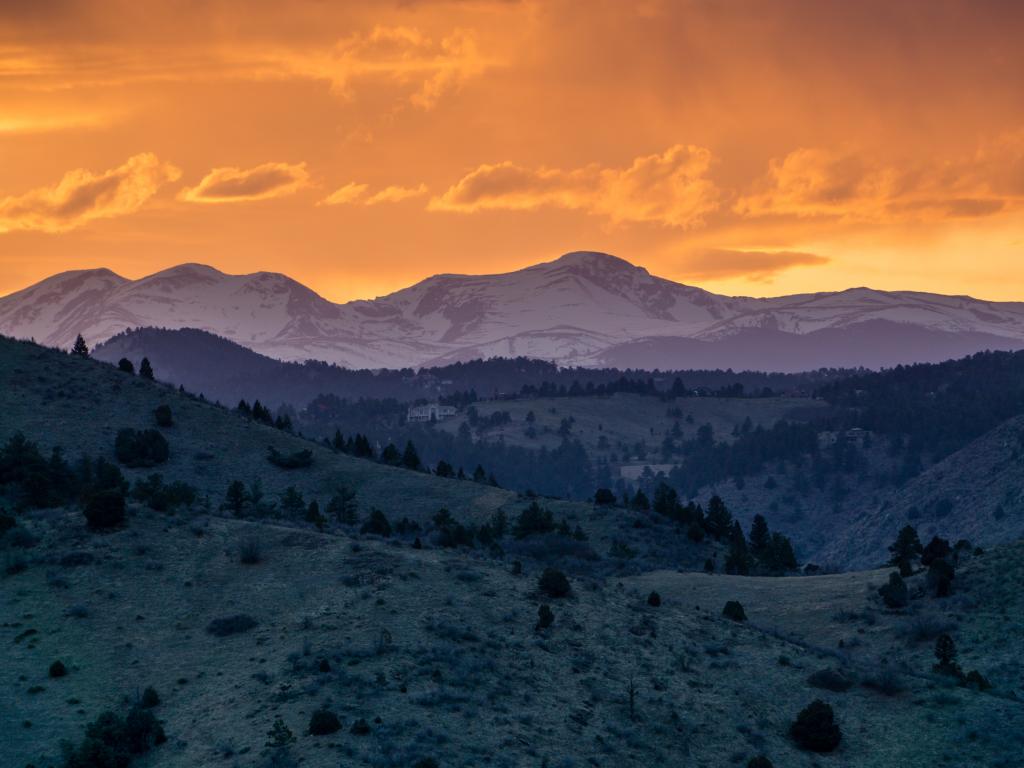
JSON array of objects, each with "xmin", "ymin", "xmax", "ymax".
[{"xmin": 1, "ymin": 0, "xmax": 1023, "ymax": 302}]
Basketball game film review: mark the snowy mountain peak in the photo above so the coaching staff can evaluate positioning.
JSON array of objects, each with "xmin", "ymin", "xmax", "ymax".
[{"xmin": 2, "ymin": 252, "xmax": 1024, "ymax": 371}]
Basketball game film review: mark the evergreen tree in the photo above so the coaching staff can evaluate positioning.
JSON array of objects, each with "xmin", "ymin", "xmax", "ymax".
[
  {"xmin": 725, "ymin": 520, "xmax": 751, "ymax": 575},
  {"xmin": 326, "ymin": 486, "xmax": 358, "ymax": 524},
  {"xmin": 401, "ymin": 440, "xmax": 422, "ymax": 470},
  {"xmin": 223, "ymin": 480, "xmax": 247, "ymax": 516},
  {"xmin": 764, "ymin": 532, "xmax": 798, "ymax": 573},
  {"xmin": 630, "ymin": 488, "xmax": 650, "ymax": 511},
  {"xmin": 888, "ymin": 524, "xmax": 923, "ymax": 576},
  {"xmin": 380, "ymin": 443, "xmax": 400, "ymax": 465},
  {"xmin": 332, "ymin": 429, "xmax": 345, "ymax": 451},
  {"xmin": 71, "ymin": 334, "xmax": 89, "ymax": 358},
  {"xmin": 117, "ymin": 358, "xmax": 135, "ymax": 374},
  {"xmin": 704, "ymin": 495, "xmax": 733, "ymax": 540},
  {"xmin": 435, "ymin": 459, "xmax": 455, "ymax": 478},
  {"xmin": 139, "ymin": 357, "xmax": 154, "ymax": 380},
  {"xmin": 748, "ymin": 514, "xmax": 770, "ymax": 557}
]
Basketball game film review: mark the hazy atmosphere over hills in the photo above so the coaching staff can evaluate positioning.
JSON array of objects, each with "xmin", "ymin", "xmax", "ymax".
[{"xmin": 4, "ymin": 252, "xmax": 1024, "ymax": 371}]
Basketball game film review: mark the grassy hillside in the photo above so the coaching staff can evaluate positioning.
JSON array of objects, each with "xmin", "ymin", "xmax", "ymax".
[
  {"xmin": 817, "ymin": 415, "xmax": 1024, "ymax": 569},
  {"xmin": 434, "ymin": 392, "xmax": 823, "ymax": 462},
  {"xmin": 3, "ymin": 335, "xmax": 1024, "ymax": 767},
  {"xmin": 4, "ymin": 507, "xmax": 1024, "ymax": 768}
]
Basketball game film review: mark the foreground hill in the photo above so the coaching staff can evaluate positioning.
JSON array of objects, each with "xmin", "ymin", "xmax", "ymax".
[
  {"xmin": 3, "ymin": 251, "xmax": 1024, "ymax": 370},
  {"xmin": 4, "ymin": 506, "xmax": 1023, "ymax": 767}
]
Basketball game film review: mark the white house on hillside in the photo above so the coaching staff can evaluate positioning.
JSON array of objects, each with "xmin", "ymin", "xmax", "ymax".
[{"xmin": 407, "ymin": 403, "xmax": 458, "ymax": 423}]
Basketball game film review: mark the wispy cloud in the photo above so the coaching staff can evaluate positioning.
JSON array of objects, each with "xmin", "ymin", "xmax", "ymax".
[
  {"xmin": 682, "ymin": 248, "xmax": 830, "ymax": 281},
  {"xmin": 735, "ymin": 141, "xmax": 1024, "ymax": 222},
  {"xmin": 0, "ymin": 152, "xmax": 180, "ymax": 233},
  {"xmin": 248, "ymin": 26, "xmax": 492, "ymax": 109},
  {"xmin": 320, "ymin": 181, "xmax": 428, "ymax": 206},
  {"xmin": 429, "ymin": 144, "xmax": 720, "ymax": 228},
  {"xmin": 180, "ymin": 162, "xmax": 309, "ymax": 204}
]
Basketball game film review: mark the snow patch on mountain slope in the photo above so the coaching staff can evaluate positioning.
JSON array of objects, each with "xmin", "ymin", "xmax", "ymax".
[{"xmin": 2, "ymin": 251, "xmax": 1024, "ymax": 370}]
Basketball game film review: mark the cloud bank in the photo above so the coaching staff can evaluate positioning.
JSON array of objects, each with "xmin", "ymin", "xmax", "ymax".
[{"xmin": 0, "ymin": 153, "xmax": 180, "ymax": 233}]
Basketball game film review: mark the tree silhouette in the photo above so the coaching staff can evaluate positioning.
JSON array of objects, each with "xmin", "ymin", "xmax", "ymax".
[{"xmin": 71, "ymin": 334, "xmax": 89, "ymax": 358}]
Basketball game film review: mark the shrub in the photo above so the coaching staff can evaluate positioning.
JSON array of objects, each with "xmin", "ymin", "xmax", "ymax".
[
  {"xmin": 360, "ymin": 509, "xmax": 392, "ymax": 537},
  {"xmin": 647, "ymin": 591, "xmax": 662, "ymax": 607},
  {"xmin": 964, "ymin": 670, "xmax": 991, "ymax": 691},
  {"xmin": 722, "ymin": 600, "xmax": 746, "ymax": 622},
  {"xmin": 206, "ymin": 614, "xmax": 257, "ymax": 637},
  {"xmin": 265, "ymin": 718, "xmax": 295, "ymax": 748},
  {"xmin": 536, "ymin": 604, "xmax": 554, "ymax": 631},
  {"xmin": 117, "ymin": 358, "xmax": 135, "ymax": 374},
  {"xmin": 114, "ymin": 429, "xmax": 169, "ymax": 468},
  {"xmin": 308, "ymin": 709, "xmax": 341, "ymax": 736},
  {"xmin": 748, "ymin": 758, "xmax": 774, "ymax": 768},
  {"xmin": 790, "ymin": 699, "xmax": 841, "ymax": 753},
  {"xmin": 537, "ymin": 568, "xmax": 571, "ymax": 598},
  {"xmin": 131, "ymin": 474, "xmax": 195, "ymax": 512},
  {"xmin": 238, "ymin": 537, "xmax": 263, "ymax": 565},
  {"xmin": 927, "ymin": 557, "xmax": 955, "ymax": 597},
  {"xmin": 513, "ymin": 502, "xmax": 556, "ymax": 538},
  {"xmin": 153, "ymin": 405, "xmax": 173, "ymax": 428},
  {"xmin": 593, "ymin": 488, "xmax": 616, "ymax": 505},
  {"xmin": 878, "ymin": 572, "xmax": 909, "ymax": 608},
  {"xmin": 49, "ymin": 660, "xmax": 68, "ymax": 678},
  {"xmin": 84, "ymin": 490, "xmax": 126, "ymax": 531},
  {"xmin": 62, "ymin": 706, "xmax": 166, "ymax": 767},
  {"xmin": 267, "ymin": 447, "xmax": 313, "ymax": 469},
  {"xmin": 140, "ymin": 687, "xmax": 160, "ymax": 708},
  {"xmin": 807, "ymin": 668, "xmax": 854, "ymax": 692},
  {"xmin": 861, "ymin": 666, "xmax": 905, "ymax": 696},
  {"xmin": 350, "ymin": 718, "xmax": 371, "ymax": 735}
]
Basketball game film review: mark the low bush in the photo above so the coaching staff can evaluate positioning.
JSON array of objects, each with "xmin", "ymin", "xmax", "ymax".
[
  {"xmin": 537, "ymin": 568, "xmax": 571, "ymax": 598},
  {"xmin": 115, "ymin": 429, "xmax": 169, "ymax": 468},
  {"xmin": 49, "ymin": 660, "xmax": 68, "ymax": 678},
  {"xmin": 238, "ymin": 537, "xmax": 263, "ymax": 565},
  {"xmin": 790, "ymin": 699, "xmax": 841, "ymax": 753},
  {"xmin": 61, "ymin": 705, "xmax": 166, "ymax": 768},
  {"xmin": 536, "ymin": 604, "xmax": 554, "ymax": 631},
  {"xmin": 206, "ymin": 614, "xmax": 258, "ymax": 637},
  {"xmin": 878, "ymin": 572, "xmax": 909, "ymax": 608},
  {"xmin": 83, "ymin": 490, "xmax": 126, "ymax": 531},
  {"xmin": 722, "ymin": 600, "xmax": 746, "ymax": 622},
  {"xmin": 308, "ymin": 709, "xmax": 341, "ymax": 736},
  {"xmin": 647, "ymin": 591, "xmax": 662, "ymax": 607},
  {"xmin": 267, "ymin": 447, "xmax": 313, "ymax": 469},
  {"xmin": 807, "ymin": 667, "xmax": 854, "ymax": 692},
  {"xmin": 153, "ymin": 405, "xmax": 173, "ymax": 428},
  {"xmin": 131, "ymin": 474, "xmax": 195, "ymax": 512},
  {"xmin": 360, "ymin": 509, "xmax": 392, "ymax": 537},
  {"xmin": 140, "ymin": 687, "xmax": 160, "ymax": 708}
]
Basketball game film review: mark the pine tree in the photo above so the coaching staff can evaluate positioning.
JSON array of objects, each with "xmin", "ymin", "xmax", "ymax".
[
  {"xmin": 71, "ymin": 334, "xmax": 89, "ymax": 358},
  {"xmin": 725, "ymin": 520, "xmax": 751, "ymax": 575},
  {"xmin": 748, "ymin": 514, "xmax": 770, "ymax": 557},
  {"xmin": 704, "ymin": 495, "xmax": 733, "ymax": 540},
  {"xmin": 222, "ymin": 480, "xmax": 247, "ymax": 515},
  {"xmin": 139, "ymin": 357, "xmax": 154, "ymax": 380},
  {"xmin": 401, "ymin": 440, "xmax": 422, "ymax": 470},
  {"xmin": 888, "ymin": 525, "xmax": 923, "ymax": 576}
]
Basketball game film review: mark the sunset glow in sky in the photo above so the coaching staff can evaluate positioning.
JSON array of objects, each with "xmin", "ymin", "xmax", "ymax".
[{"xmin": 1, "ymin": 0, "xmax": 1023, "ymax": 302}]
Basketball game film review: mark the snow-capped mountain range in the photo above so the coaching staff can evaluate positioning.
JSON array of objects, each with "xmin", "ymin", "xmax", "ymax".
[{"xmin": 2, "ymin": 251, "xmax": 1024, "ymax": 371}]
